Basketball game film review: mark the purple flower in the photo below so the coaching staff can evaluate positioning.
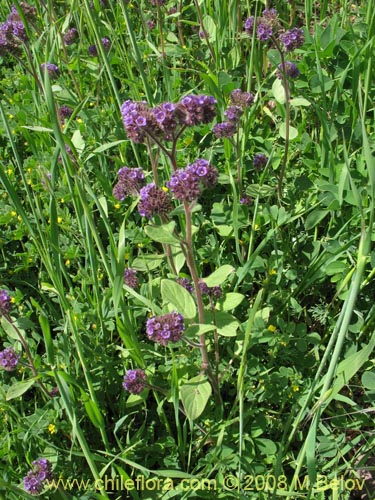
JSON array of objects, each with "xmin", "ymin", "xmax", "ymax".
[
  {"xmin": 256, "ymin": 23, "xmax": 273, "ymax": 41},
  {"xmin": 198, "ymin": 279, "xmax": 222, "ymax": 299},
  {"xmin": 146, "ymin": 312, "xmax": 184, "ymax": 346},
  {"xmin": 138, "ymin": 183, "xmax": 172, "ymax": 218},
  {"xmin": 146, "ymin": 20, "xmax": 155, "ymax": 30},
  {"xmin": 213, "ymin": 121, "xmax": 237, "ymax": 138},
  {"xmin": 121, "ymin": 100, "xmax": 159, "ymax": 143},
  {"xmin": 262, "ymin": 8, "xmax": 278, "ymax": 24},
  {"xmin": 0, "ymin": 289, "xmax": 11, "ymax": 316},
  {"xmin": 8, "ymin": 3, "xmax": 37, "ymax": 23},
  {"xmin": 253, "ymin": 153, "xmax": 268, "ymax": 170},
  {"xmin": 240, "ymin": 194, "xmax": 252, "ymax": 205},
  {"xmin": 224, "ymin": 105, "xmax": 243, "ymax": 124},
  {"xmin": 101, "ymin": 37, "xmax": 111, "ymax": 52},
  {"xmin": 244, "ymin": 16, "xmax": 255, "ymax": 35},
  {"xmin": 124, "ymin": 268, "xmax": 139, "ymax": 289},
  {"xmin": 24, "ymin": 458, "xmax": 53, "ymax": 496},
  {"xmin": 176, "ymin": 94, "xmax": 217, "ymax": 126},
  {"xmin": 113, "ymin": 166, "xmax": 145, "ymax": 200},
  {"xmin": 123, "ymin": 369, "xmax": 147, "ymax": 394},
  {"xmin": 63, "ymin": 28, "xmax": 78, "ymax": 45},
  {"xmin": 277, "ymin": 61, "xmax": 300, "ymax": 79},
  {"xmin": 167, "ymin": 159, "xmax": 218, "ymax": 201},
  {"xmin": 58, "ymin": 105, "xmax": 73, "ymax": 120},
  {"xmin": 0, "ymin": 347, "xmax": 19, "ymax": 371},
  {"xmin": 230, "ymin": 89, "xmax": 254, "ymax": 108},
  {"xmin": 0, "ymin": 19, "xmax": 27, "ymax": 56},
  {"xmin": 88, "ymin": 44, "xmax": 98, "ymax": 57},
  {"xmin": 279, "ymin": 28, "xmax": 304, "ymax": 52},
  {"xmin": 41, "ymin": 63, "xmax": 60, "ymax": 79},
  {"xmin": 176, "ymin": 277, "xmax": 193, "ymax": 293},
  {"xmin": 152, "ymin": 102, "xmax": 178, "ymax": 140},
  {"xmin": 49, "ymin": 387, "xmax": 59, "ymax": 397}
]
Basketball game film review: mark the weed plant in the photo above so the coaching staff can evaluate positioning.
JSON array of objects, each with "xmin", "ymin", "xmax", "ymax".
[{"xmin": 0, "ymin": 1, "xmax": 375, "ymax": 499}]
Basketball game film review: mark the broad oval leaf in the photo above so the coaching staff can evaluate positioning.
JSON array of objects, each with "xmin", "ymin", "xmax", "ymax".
[
  {"xmin": 204, "ymin": 265, "xmax": 235, "ymax": 287},
  {"xmin": 279, "ymin": 123, "xmax": 298, "ymax": 140},
  {"xmin": 272, "ymin": 78, "xmax": 286, "ymax": 104},
  {"xmin": 217, "ymin": 292, "xmax": 245, "ymax": 311},
  {"xmin": 161, "ymin": 279, "xmax": 197, "ymax": 320},
  {"xmin": 6, "ymin": 379, "xmax": 35, "ymax": 400},
  {"xmin": 144, "ymin": 222, "xmax": 180, "ymax": 244},
  {"xmin": 180, "ymin": 375, "xmax": 211, "ymax": 420}
]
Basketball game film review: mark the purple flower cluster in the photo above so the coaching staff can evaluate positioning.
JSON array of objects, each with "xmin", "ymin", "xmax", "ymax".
[
  {"xmin": 240, "ymin": 194, "xmax": 252, "ymax": 205},
  {"xmin": 146, "ymin": 311, "xmax": 185, "ymax": 346},
  {"xmin": 279, "ymin": 28, "xmax": 304, "ymax": 52},
  {"xmin": 88, "ymin": 37, "xmax": 111, "ymax": 57},
  {"xmin": 176, "ymin": 277, "xmax": 193, "ymax": 293},
  {"xmin": 244, "ymin": 8, "xmax": 279, "ymax": 42},
  {"xmin": 198, "ymin": 279, "xmax": 222, "ymax": 299},
  {"xmin": 0, "ymin": 347, "xmax": 19, "ymax": 371},
  {"xmin": 214, "ymin": 89, "xmax": 254, "ymax": 139},
  {"xmin": 277, "ymin": 61, "xmax": 300, "ymax": 79},
  {"xmin": 41, "ymin": 63, "xmax": 60, "ymax": 79},
  {"xmin": 121, "ymin": 95, "xmax": 217, "ymax": 144},
  {"xmin": 23, "ymin": 458, "xmax": 53, "ymax": 496},
  {"xmin": 113, "ymin": 167, "xmax": 145, "ymax": 200},
  {"xmin": 138, "ymin": 183, "xmax": 172, "ymax": 219},
  {"xmin": 0, "ymin": 289, "xmax": 11, "ymax": 316},
  {"xmin": 123, "ymin": 369, "xmax": 147, "ymax": 394},
  {"xmin": 0, "ymin": 3, "xmax": 36, "ymax": 57},
  {"xmin": 58, "ymin": 105, "xmax": 73, "ymax": 120},
  {"xmin": 167, "ymin": 159, "xmax": 218, "ymax": 202},
  {"xmin": 124, "ymin": 268, "xmax": 139, "ymax": 289},
  {"xmin": 63, "ymin": 27, "xmax": 78, "ymax": 46},
  {"xmin": 253, "ymin": 153, "xmax": 268, "ymax": 170}
]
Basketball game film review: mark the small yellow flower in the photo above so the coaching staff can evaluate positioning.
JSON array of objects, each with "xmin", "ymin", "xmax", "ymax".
[
  {"xmin": 91, "ymin": 323, "xmax": 97, "ymax": 330},
  {"xmin": 161, "ymin": 186, "xmax": 169, "ymax": 192},
  {"xmin": 48, "ymin": 423, "xmax": 57, "ymax": 434},
  {"xmin": 267, "ymin": 325, "xmax": 277, "ymax": 333},
  {"xmin": 137, "ymin": 243, "xmax": 143, "ymax": 248},
  {"xmin": 27, "ymin": 168, "xmax": 32, "ymax": 173},
  {"xmin": 269, "ymin": 269, "xmax": 277, "ymax": 276},
  {"xmin": 10, "ymin": 211, "xmax": 17, "ymax": 217},
  {"xmin": 76, "ymin": 118, "xmax": 83, "ymax": 124},
  {"xmin": 89, "ymin": 102, "xmax": 94, "ymax": 107},
  {"xmin": 280, "ymin": 341, "xmax": 287, "ymax": 347},
  {"xmin": 65, "ymin": 259, "xmax": 71, "ymax": 266},
  {"xmin": 124, "ymin": 252, "xmax": 130, "ymax": 260},
  {"xmin": 17, "ymin": 215, "xmax": 22, "ymax": 221},
  {"xmin": 57, "ymin": 217, "xmax": 63, "ymax": 224},
  {"xmin": 10, "ymin": 297, "xmax": 16, "ymax": 304},
  {"xmin": 254, "ymin": 223, "xmax": 260, "ymax": 231},
  {"xmin": 114, "ymin": 203, "xmax": 120, "ymax": 209},
  {"xmin": 60, "ymin": 198, "xmax": 65, "ymax": 204},
  {"xmin": 27, "ymin": 180, "xmax": 32, "ymax": 185},
  {"xmin": 8, "ymin": 114, "xmax": 14, "ymax": 119},
  {"xmin": 291, "ymin": 384, "xmax": 299, "ymax": 392},
  {"xmin": 7, "ymin": 169, "xmax": 13, "ymax": 175}
]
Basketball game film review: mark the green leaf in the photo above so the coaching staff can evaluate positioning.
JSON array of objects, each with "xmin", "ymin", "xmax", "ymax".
[
  {"xmin": 255, "ymin": 438, "xmax": 277, "ymax": 455},
  {"xmin": 205, "ymin": 311, "xmax": 240, "ymax": 337},
  {"xmin": 161, "ymin": 279, "xmax": 197, "ymax": 320},
  {"xmin": 132, "ymin": 254, "xmax": 165, "ymax": 271},
  {"xmin": 362, "ymin": 371, "xmax": 375, "ymax": 390},
  {"xmin": 217, "ymin": 292, "xmax": 245, "ymax": 311},
  {"xmin": 184, "ymin": 323, "xmax": 216, "ymax": 338},
  {"xmin": 272, "ymin": 78, "xmax": 286, "ymax": 104},
  {"xmin": 290, "ymin": 97, "xmax": 311, "ymax": 107},
  {"xmin": 279, "ymin": 123, "xmax": 298, "ymax": 140},
  {"xmin": 83, "ymin": 398, "xmax": 105, "ymax": 429},
  {"xmin": 6, "ymin": 379, "xmax": 35, "ymax": 400},
  {"xmin": 203, "ymin": 15, "xmax": 216, "ymax": 42},
  {"xmin": 204, "ymin": 265, "xmax": 235, "ymax": 287},
  {"xmin": 71, "ymin": 129, "xmax": 85, "ymax": 154},
  {"xmin": 144, "ymin": 222, "xmax": 180, "ymax": 244},
  {"xmin": 304, "ymin": 209, "xmax": 328, "ymax": 230},
  {"xmin": 180, "ymin": 375, "xmax": 211, "ymax": 420}
]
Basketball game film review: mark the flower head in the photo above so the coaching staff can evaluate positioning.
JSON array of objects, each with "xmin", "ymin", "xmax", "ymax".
[
  {"xmin": 63, "ymin": 27, "xmax": 78, "ymax": 45},
  {"xmin": 230, "ymin": 89, "xmax": 254, "ymax": 108},
  {"xmin": 176, "ymin": 94, "xmax": 217, "ymax": 126},
  {"xmin": 167, "ymin": 159, "xmax": 218, "ymax": 202},
  {"xmin": 41, "ymin": 63, "xmax": 60, "ymax": 79},
  {"xmin": 253, "ymin": 153, "xmax": 268, "ymax": 170},
  {"xmin": 146, "ymin": 311, "xmax": 184, "ymax": 345},
  {"xmin": 23, "ymin": 458, "xmax": 53, "ymax": 496},
  {"xmin": 213, "ymin": 121, "xmax": 237, "ymax": 138},
  {"xmin": 138, "ymin": 183, "xmax": 172, "ymax": 218},
  {"xmin": 124, "ymin": 268, "xmax": 139, "ymax": 289},
  {"xmin": 0, "ymin": 19, "xmax": 27, "ymax": 56},
  {"xmin": 0, "ymin": 347, "xmax": 19, "ymax": 371},
  {"xmin": 198, "ymin": 279, "xmax": 222, "ymax": 299},
  {"xmin": 176, "ymin": 277, "xmax": 193, "ymax": 293},
  {"xmin": 279, "ymin": 28, "xmax": 304, "ymax": 52},
  {"xmin": 123, "ymin": 369, "xmax": 147, "ymax": 394},
  {"xmin": 0, "ymin": 289, "xmax": 11, "ymax": 316},
  {"xmin": 58, "ymin": 105, "xmax": 73, "ymax": 120},
  {"xmin": 277, "ymin": 61, "xmax": 300, "ymax": 79},
  {"xmin": 113, "ymin": 167, "xmax": 145, "ymax": 200},
  {"xmin": 101, "ymin": 37, "xmax": 111, "ymax": 52}
]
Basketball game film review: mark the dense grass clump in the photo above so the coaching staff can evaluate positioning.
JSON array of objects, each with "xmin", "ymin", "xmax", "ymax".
[{"xmin": 0, "ymin": 1, "xmax": 375, "ymax": 499}]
